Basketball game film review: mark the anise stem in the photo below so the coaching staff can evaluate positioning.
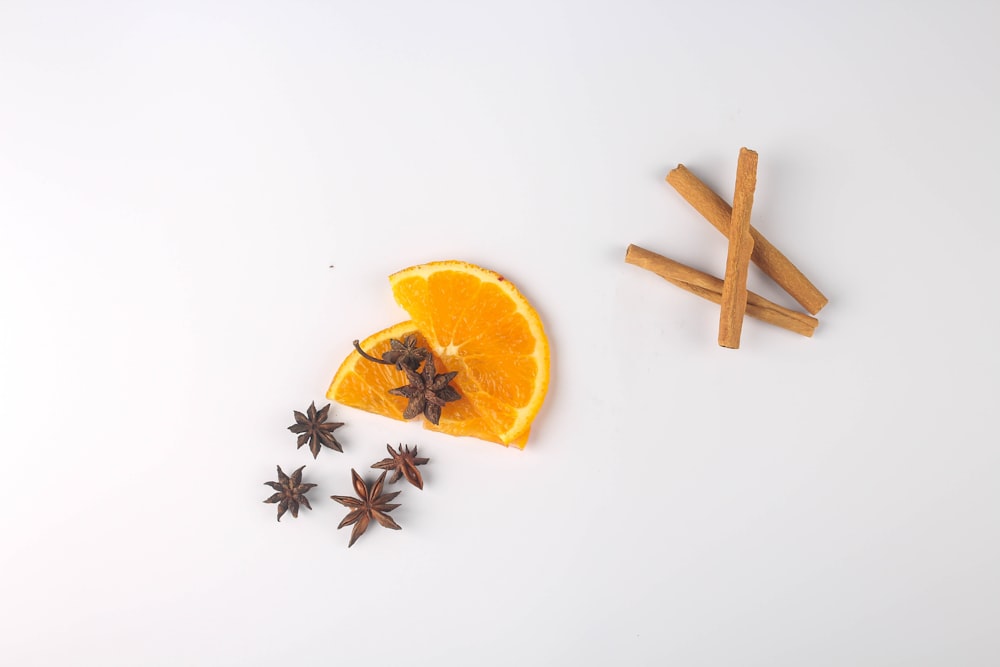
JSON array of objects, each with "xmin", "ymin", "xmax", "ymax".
[{"xmin": 352, "ymin": 340, "xmax": 394, "ymax": 365}]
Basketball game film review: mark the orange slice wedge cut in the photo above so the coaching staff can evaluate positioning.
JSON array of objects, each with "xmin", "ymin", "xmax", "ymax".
[
  {"xmin": 388, "ymin": 261, "xmax": 549, "ymax": 445},
  {"xmin": 327, "ymin": 321, "xmax": 529, "ymax": 447}
]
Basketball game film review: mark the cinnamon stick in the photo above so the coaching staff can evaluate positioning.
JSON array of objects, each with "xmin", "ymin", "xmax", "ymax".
[
  {"xmin": 624, "ymin": 244, "xmax": 817, "ymax": 337},
  {"xmin": 666, "ymin": 164, "xmax": 828, "ymax": 315},
  {"xmin": 718, "ymin": 148, "xmax": 757, "ymax": 348}
]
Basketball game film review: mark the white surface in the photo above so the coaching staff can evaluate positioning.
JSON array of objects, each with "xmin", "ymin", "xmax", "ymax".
[{"xmin": 2, "ymin": 1, "xmax": 998, "ymax": 665}]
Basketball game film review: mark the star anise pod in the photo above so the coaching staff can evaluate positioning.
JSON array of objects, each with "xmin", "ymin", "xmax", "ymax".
[
  {"xmin": 263, "ymin": 465, "xmax": 317, "ymax": 521},
  {"xmin": 352, "ymin": 335, "xmax": 429, "ymax": 371},
  {"xmin": 288, "ymin": 401, "xmax": 344, "ymax": 458},
  {"xmin": 381, "ymin": 335, "xmax": 429, "ymax": 370},
  {"xmin": 330, "ymin": 469, "xmax": 401, "ymax": 547},
  {"xmin": 388, "ymin": 358, "xmax": 461, "ymax": 425},
  {"xmin": 372, "ymin": 443, "xmax": 429, "ymax": 489}
]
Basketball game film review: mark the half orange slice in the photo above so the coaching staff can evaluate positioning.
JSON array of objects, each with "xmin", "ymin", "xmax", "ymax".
[{"xmin": 389, "ymin": 261, "xmax": 549, "ymax": 445}]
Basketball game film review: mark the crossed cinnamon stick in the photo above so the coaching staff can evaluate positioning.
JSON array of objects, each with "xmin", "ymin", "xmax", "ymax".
[{"xmin": 626, "ymin": 148, "xmax": 826, "ymax": 346}]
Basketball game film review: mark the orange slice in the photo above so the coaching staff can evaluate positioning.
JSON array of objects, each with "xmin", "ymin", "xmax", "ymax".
[
  {"xmin": 327, "ymin": 321, "xmax": 529, "ymax": 447},
  {"xmin": 389, "ymin": 261, "xmax": 549, "ymax": 445}
]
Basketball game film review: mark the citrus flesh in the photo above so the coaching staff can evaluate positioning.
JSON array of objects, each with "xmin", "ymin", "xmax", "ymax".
[
  {"xmin": 327, "ymin": 321, "xmax": 525, "ymax": 445},
  {"xmin": 388, "ymin": 261, "xmax": 549, "ymax": 445}
]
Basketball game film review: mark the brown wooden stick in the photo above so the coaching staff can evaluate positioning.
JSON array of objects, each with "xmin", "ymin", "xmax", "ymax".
[
  {"xmin": 624, "ymin": 244, "xmax": 817, "ymax": 337},
  {"xmin": 718, "ymin": 148, "xmax": 758, "ymax": 349},
  {"xmin": 666, "ymin": 163, "xmax": 828, "ymax": 315}
]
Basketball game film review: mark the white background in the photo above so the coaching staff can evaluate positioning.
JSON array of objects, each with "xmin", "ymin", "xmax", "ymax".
[{"xmin": 2, "ymin": 1, "xmax": 998, "ymax": 665}]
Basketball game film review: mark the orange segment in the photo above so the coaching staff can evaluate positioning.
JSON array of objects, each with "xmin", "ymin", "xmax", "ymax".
[
  {"xmin": 327, "ymin": 322, "xmax": 414, "ymax": 424},
  {"xmin": 389, "ymin": 261, "xmax": 549, "ymax": 445},
  {"xmin": 327, "ymin": 322, "xmax": 530, "ymax": 447}
]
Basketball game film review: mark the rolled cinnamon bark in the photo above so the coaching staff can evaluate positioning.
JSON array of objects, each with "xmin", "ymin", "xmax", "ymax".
[
  {"xmin": 625, "ymin": 244, "xmax": 817, "ymax": 338},
  {"xmin": 718, "ymin": 148, "xmax": 758, "ymax": 348},
  {"xmin": 666, "ymin": 164, "xmax": 828, "ymax": 315}
]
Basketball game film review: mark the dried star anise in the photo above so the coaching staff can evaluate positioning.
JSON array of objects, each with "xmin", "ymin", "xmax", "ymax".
[
  {"xmin": 330, "ymin": 469, "xmax": 401, "ymax": 547},
  {"xmin": 388, "ymin": 357, "xmax": 461, "ymax": 425},
  {"xmin": 288, "ymin": 401, "xmax": 344, "ymax": 458},
  {"xmin": 372, "ymin": 443, "xmax": 429, "ymax": 489},
  {"xmin": 352, "ymin": 335, "xmax": 428, "ymax": 371},
  {"xmin": 263, "ymin": 465, "xmax": 317, "ymax": 521}
]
